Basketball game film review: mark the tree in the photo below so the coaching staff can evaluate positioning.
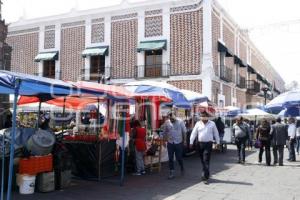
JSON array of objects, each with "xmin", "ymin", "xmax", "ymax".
[{"xmin": 285, "ymin": 80, "xmax": 300, "ymax": 91}]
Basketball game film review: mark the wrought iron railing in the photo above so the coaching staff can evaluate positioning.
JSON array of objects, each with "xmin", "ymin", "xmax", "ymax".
[
  {"xmin": 237, "ymin": 76, "xmax": 246, "ymax": 89},
  {"xmin": 135, "ymin": 64, "xmax": 170, "ymax": 79},
  {"xmin": 81, "ymin": 67, "xmax": 111, "ymax": 81},
  {"xmin": 220, "ymin": 65, "xmax": 233, "ymax": 82},
  {"xmin": 246, "ymin": 80, "xmax": 261, "ymax": 94}
]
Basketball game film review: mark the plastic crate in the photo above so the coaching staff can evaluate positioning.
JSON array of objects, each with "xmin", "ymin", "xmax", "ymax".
[{"xmin": 19, "ymin": 154, "xmax": 53, "ymax": 175}]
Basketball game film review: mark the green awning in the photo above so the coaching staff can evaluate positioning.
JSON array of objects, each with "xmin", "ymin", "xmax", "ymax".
[
  {"xmin": 34, "ymin": 51, "xmax": 58, "ymax": 62},
  {"xmin": 82, "ymin": 46, "xmax": 108, "ymax": 57},
  {"xmin": 137, "ymin": 40, "xmax": 167, "ymax": 52}
]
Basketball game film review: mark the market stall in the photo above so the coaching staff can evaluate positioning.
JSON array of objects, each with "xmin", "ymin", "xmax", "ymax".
[{"xmin": 0, "ymin": 70, "xmax": 103, "ymax": 200}]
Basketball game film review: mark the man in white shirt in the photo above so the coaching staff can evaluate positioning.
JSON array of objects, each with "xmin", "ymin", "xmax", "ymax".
[
  {"xmin": 288, "ymin": 117, "xmax": 297, "ymax": 161},
  {"xmin": 190, "ymin": 111, "xmax": 220, "ymax": 184}
]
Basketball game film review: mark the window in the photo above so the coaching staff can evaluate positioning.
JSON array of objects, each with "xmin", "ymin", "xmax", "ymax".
[
  {"xmin": 145, "ymin": 50, "xmax": 162, "ymax": 77},
  {"xmin": 90, "ymin": 55, "xmax": 105, "ymax": 81},
  {"xmin": 43, "ymin": 60, "xmax": 55, "ymax": 79},
  {"xmin": 219, "ymin": 52, "xmax": 225, "ymax": 77}
]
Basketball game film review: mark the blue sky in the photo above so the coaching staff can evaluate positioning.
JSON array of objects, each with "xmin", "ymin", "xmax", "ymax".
[{"xmin": 3, "ymin": 0, "xmax": 300, "ymax": 86}]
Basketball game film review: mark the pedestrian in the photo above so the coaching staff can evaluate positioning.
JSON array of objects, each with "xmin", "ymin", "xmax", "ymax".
[
  {"xmin": 270, "ymin": 118, "xmax": 288, "ymax": 166},
  {"xmin": 296, "ymin": 120, "xmax": 300, "ymax": 155},
  {"xmin": 244, "ymin": 119, "xmax": 253, "ymax": 150},
  {"xmin": 162, "ymin": 112, "xmax": 187, "ymax": 179},
  {"xmin": 256, "ymin": 119, "xmax": 272, "ymax": 166},
  {"xmin": 232, "ymin": 116, "xmax": 249, "ymax": 164},
  {"xmin": 215, "ymin": 117, "xmax": 225, "ymax": 142},
  {"xmin": 287, "ymin": 117, "xmax": 297, "ymax": 161},
  {"xmin": 190, "ymin": 111, "xmax": 220, "ymax": 184},
  {"xmin": 131, "ymin": 120, "xmax": 147, "ymax": 176}
]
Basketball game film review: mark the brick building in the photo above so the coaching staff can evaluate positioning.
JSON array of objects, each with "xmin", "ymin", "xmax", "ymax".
[{"xmin": 6, "ymin": 0, "xmax": 285, "ymax": 108}]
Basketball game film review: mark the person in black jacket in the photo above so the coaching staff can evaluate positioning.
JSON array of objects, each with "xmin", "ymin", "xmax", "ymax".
[
  {"xmin": 256, "ymin": 119, "xmax": 271, "ymax": 166},
  {"xmin": 271, "ymin": 118, "xmax": 288, "ymax": 166}
]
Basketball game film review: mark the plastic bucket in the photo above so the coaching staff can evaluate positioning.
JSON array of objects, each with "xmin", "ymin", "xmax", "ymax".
[{"xmin": 19, "ymin": 175, "xmax": 36, "ymax": 194}]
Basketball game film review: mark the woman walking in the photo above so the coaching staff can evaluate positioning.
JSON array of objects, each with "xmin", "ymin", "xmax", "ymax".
[{"xmin": 256, "ymin": 119, "xmax": 271, "ymax": 166}]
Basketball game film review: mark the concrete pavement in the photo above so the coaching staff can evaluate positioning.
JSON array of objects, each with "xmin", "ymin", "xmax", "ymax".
[{"xmin": 13, "ymin": 145, "xmax": 300, "ymax": 200}]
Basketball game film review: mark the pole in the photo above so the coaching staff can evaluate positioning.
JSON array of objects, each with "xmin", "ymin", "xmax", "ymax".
[
  {"xmin": 120, "ymin": 110, "xmax": 126, "ymax": 186},
  {"xmin": 61, "ymin": 97, "xmax": 66, "ymax": 133},
  {"xmin": 36, "ymin": 101, "xmax": 42, "ymax": 129},
  {"xmin": 1, "ymin": 130, "xmax": 5, "ymax": 200},
  {"xmin": 6, "ymin": 79, "xmax": 20, "ymax": 200}
]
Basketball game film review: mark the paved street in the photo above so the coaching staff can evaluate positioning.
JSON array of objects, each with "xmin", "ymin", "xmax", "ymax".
[{"xmin": 14, "ymin": 145, "xmax": 300, "ymax": 200}]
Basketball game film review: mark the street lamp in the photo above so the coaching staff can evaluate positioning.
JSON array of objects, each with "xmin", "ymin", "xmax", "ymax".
[{"xmin": 261, "ymin": 86, "xmax": 270, "ymax": 105}]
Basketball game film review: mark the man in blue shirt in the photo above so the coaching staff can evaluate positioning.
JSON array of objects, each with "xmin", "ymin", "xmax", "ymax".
[{"xmin": 162, "ymin": 112, "xmax": 187, "ymax": 179}]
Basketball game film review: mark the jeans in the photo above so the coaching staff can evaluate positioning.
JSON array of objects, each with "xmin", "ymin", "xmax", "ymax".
[
  {"xmin": 296, "ymin": 136, "xmax": 300, "ymax": 154},
  {"xmin": 135, "ymin": 148, "xmax": 145, "ymax": 173},
  {"xmin": 258, "ymin": 140, "xmax": 271, "ymax": 165},
  {"xmin": 167, "ymin": 143, "xmax": 184, "ymax": 171},
  {"xmin": 289, "ymin": 139, "xmax": 296, "ymax": 161},
  {"xmin": 235, "ymin": 137, "xmax": 247, "ymax": 162},
  {"xmin": 273, "ymin": 145, "xmax": 284, "ymax": 165},
  {"xmin": 198, "ymin": 142, "xmax": 213, "ymax": 179}
]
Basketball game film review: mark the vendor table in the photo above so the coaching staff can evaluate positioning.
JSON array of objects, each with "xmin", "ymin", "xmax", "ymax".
[{"xmin": 63, "ymin": 140, "xmax": 116, "ymax": 180}]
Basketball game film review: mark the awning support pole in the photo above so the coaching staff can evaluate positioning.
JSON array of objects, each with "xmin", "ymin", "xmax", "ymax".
[
  {"xmin": 61, "ymin": 97, "xmax": 66, "ymax": 133},
  {"xmin": 120, "ymin": 110, "xmax": 126, "ymax": 186},
  {"xmin": 36, "ymin": 101, "xmax": 42, "ymax": 129},
  {"xmin": 6, "ymin": 79, "xmax": 20, "ymax": 200},
  {"xmin": 1, "ymin": 126, "xmax": 6, "ymax": 200}
]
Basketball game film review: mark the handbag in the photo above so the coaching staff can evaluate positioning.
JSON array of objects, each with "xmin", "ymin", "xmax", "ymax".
[{"xmin": 254, "ymin": 140, "xmax": 262, "ymax": 149}]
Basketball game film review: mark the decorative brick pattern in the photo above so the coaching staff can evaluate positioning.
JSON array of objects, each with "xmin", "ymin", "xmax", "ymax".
[
  {"xmin": 6, "ymin": 33, "xmax": 39, "ymax": 74},
  {"xmin": 8, "ymin": 27, "xmax": 39, "ymax": 36},
  {"xmin": 111, "ymin": 19, "xmax": 138, "ymax": 79},
  {"xmin": 211, "ymin": 81, "xmax": 221, "ymax": 104},
  {"xmin": 111, "ymin": 13, "xmax": 138, "ymax": 21},
  {"xmin": 61, "ymin": 21, "xmax": 85, "ymax": 28},
  {"xmin": 212, "ymin": 11, "xmax": 220, "ymax": 76},
  {"xmin": 170, "ymin": 2, "xmax": 201, "ymax": 13},
  {"xmin": 60, "ymin": 26, "xmax": 85, "ymax": 81},
  {"xmin": 92, "ymin": 18, "xmax": 104, "ymax": 23},
  {"xmin": 170, "ymin": 10, "xmax": 202, "ymax": 75},
  {"xmin": 167, "ymin": 80, "xmax": 202, "ymax": 93},
  {"xmin": 236, "ymin": 89, "xmax": 246, "ymax": 108},
  {"xmin": 91, "ymin": 23, "xmax": 105, "ymax": 43},
  {"xmin": 44, "ymin": 30, "xmax": 55, "ymax": 49},
  {"xmin": 145, "ymin": 16, "xmax": 163, "ymax": 37},
  {"xmin": 45, "ymin": 25, "xmax": 55, "ymax": 30},
  {"xmin": 223, "ymin": 21, "xmax": 235, "ymax": 53},
  {"xmin": 145, "ymin": 9, "xmax": 163, "ymax": 16},
  {"xmin": 223, "ymin": 84, "xmax": 232, "ymax": 106}
]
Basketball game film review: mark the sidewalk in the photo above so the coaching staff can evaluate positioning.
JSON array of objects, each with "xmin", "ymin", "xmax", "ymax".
[{"xmin": 13, "ymin": 145, "xmax": 300, "ymax": 200}]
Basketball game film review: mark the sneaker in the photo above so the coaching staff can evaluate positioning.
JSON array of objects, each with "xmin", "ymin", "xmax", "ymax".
[
  {"xmin": 257, "ymin": 161, "xmax": 262, "ymax": 165},
  {"xmin": 141, "ymin": 171, "xmax": 146, "ymax": 175},
  {"xmin": 168, "ymin": 170, "xmax": 175, "ymax": 179},
  {"xmin": 132, "ymin": 172, "xmax": 142, "ymax": 176}
]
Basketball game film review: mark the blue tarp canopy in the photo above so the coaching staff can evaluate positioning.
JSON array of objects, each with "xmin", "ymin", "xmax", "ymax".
[
  {"xmin": 0, "ymin": 70, "xmax": 114, "ymax": 200},
  {"xmin": 125, "ymin": 80, "xmax": 191, "ymax": 108}
]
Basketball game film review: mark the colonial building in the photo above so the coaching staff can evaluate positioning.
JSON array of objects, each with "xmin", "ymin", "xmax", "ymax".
[{"xmin": 6, "ymin": 0, "xmax": 285, "ymax": 108}]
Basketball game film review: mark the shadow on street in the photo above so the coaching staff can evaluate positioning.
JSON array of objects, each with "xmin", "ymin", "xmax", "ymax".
[{"xmin": 13, "ymin": 145, "xmax": 256, "ymax": 200}]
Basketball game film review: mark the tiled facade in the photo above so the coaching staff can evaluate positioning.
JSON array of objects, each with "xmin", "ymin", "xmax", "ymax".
[
  {"xmin": 145, "ymin": 16, "xmax": 163, "ymax": 38},
  {"xmin": 212, "ymin": 10, "xmax": 220, "ymax": 76},
  {"xmin": 168, "ymin": 80, "xmax": 202, "ymax": 93},
  {"xmin": 60, "ymin": 26, "xmax": 85, "ymax": 81},
  {"xmin": 111, "ymin": 19, "xmax": 138, "ymax": 79},
  {"xmin": 6, "ymin": 32, "xmax": 39, "ymax": 74},
  {"xmin": 6, "ymin": 0, "xmax": 285, "ymax": 109},
  {"xmin": 170, "ymin": 9, "xmax": 202, "ymax": 75},
  {"xmin": 44, "ymin": 29, "xmax": 55, "ymax": 49}
]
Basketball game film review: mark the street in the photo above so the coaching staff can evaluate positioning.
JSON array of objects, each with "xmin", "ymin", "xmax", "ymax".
[{"xmin": 13, "ymin": 145, "xmax": 300, "ymax": 200}]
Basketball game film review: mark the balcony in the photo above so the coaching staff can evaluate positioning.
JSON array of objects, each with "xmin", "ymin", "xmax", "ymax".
[
  {"xmin": 81, "ymin": 67, "xmax": 111, "ymax": 82},
  {"xmin": 237, "ymin": 76, "xmax": 246, "ymax": 89},
  {"xmin": 220, "ymin": 65, "xmax": 233, "ymax": 82},
  {"xmin": 135, "ymin": 64, "xmax": 170, "ymax": 79},
  {"xmin": 246, "ymin": 80, "xmax": 261, "ymax": 94}
]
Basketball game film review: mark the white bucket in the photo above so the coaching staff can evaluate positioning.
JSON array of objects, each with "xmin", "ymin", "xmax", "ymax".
[{"xmin": 19, "ymin": 175, "xmax": 36, "ymax": 195}]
